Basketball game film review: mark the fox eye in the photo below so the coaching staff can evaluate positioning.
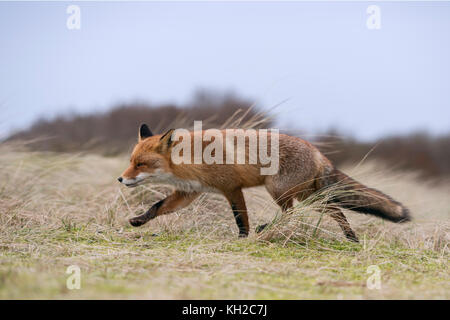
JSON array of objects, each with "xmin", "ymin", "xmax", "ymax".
[{"xmin": 136, "ymin": 162, "xmax": 145, "ymax": 168}]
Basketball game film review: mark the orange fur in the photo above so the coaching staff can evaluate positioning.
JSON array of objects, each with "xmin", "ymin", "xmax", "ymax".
[{"xmin": 119, "ymin": 125, "xmax": 410, "ymax": 241}]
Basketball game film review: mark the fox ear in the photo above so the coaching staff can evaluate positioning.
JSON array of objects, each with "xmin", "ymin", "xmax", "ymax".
[
  {"xmin": 159, "ymin": 128, "xmax": 175, "ymax": 151},
  {"xmin": 139, "ymin": 124, "xmax": 153, "ymax": 141}
]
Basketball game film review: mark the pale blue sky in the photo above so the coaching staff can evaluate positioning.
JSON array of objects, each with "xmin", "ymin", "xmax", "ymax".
[{"xmin": 1, "ymin": 1, "xmax": 449, "ymax": 140}]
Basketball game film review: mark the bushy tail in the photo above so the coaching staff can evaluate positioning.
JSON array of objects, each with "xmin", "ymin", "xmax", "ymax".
[{"xmin": 321, "ymin": 168, "xmax": 411, "ymax": 223}]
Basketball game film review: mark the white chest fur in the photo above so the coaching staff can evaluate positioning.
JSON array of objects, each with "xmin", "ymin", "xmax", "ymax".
[{"xmin": 149, "ymin": 170, "xmax": 217, "ymax": 193}]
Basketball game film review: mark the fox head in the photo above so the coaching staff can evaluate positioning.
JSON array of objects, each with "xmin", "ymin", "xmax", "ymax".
[{"xmin": 118, "ymin": 124, "xmax": 175, "ymax": 187}]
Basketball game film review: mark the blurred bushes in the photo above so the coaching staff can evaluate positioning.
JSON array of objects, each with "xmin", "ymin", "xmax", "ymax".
[
  {"xmin": 6, "ymin": 90, "xmax": 270, "ymax": 155},
  {"xmin": 316, "ymin": 130, "xmax": 450, "ymax": 179}
]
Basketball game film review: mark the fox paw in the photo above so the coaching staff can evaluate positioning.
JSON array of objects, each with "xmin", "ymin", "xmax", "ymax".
[
  {"xmin": 255, "ymin": 223, "xmax": 268, "ymax": 233},
  {"xmin": 129, "ymin": 217, "xmax": 146, "ymax": 227},
  {"xmin": 347, "ymin": 234, "xmax": 359, "ymax": 243}
]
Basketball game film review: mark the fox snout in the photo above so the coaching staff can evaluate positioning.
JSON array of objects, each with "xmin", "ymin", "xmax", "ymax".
[
  {"xmin": 117, "ymin": 175, "xmax": 137, "ymax": 187},
  {"xmin": 118, "ymin": 178, "xmax": 140, "ymax": 187},
  {"xmin": 117, "ymin": 172, "xmax": 151, "ymax": 187}
]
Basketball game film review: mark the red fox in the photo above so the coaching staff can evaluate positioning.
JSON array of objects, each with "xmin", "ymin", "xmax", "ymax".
[{"xmin": 118, "ymin": 124, "xmax": 410, "ymax": 242}]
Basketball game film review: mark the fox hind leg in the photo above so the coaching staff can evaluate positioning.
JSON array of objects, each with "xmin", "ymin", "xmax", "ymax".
[
  {"xmin": 255, "ymin": 190, "xmax": 294, "ymax": 234},
  {"xmin": 328, "ymin": 207, "xmax": 359, "ymax": 242},
  {"xmin": 257, "ymin": 173, "xmax": 318, "ymax": 234}
]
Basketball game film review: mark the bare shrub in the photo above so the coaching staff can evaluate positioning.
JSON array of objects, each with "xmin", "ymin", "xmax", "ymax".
[
  {"xmin": 5, "ymin": 89, "xmax": 271, "ymax": 155},
  {"xmin": 315, "ymin": 130, "xmax": 450, "ymax": 180}
]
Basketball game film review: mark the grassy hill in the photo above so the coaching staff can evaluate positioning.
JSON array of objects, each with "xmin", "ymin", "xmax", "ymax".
[{"xmin": 0, "ymin": 145, "xmax": 448, "ymax": 299}]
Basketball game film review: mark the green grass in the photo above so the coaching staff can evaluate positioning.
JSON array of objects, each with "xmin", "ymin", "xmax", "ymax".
[{"xmin": 0, "ymin": 225, "xmax": 448, "ymax": 299}]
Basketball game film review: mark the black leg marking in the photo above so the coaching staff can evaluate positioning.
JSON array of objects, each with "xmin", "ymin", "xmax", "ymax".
[
  {"xmin": 255, "ymin": 223, "xmax": 268, "ymax": 233},
  {"xmin": 231, "ymin": 203, "xmax": 248, "ymax": 237},
  {"xmin": 345, "ymin": 230, "xmax": 359, "ymax": 243},
  {"xmin": 129, "ymin": 199, "xmax": 165, "ymax": 227}
]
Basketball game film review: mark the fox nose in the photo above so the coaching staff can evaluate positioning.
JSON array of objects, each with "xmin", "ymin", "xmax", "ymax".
[{"xmin": 117, "ymin": 177, "xmax": 123, "ymax": 183}]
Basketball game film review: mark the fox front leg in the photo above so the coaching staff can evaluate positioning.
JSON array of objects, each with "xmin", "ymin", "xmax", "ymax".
[
  {"xmin": 129, "ymin": 191, "xmax": 200, "ymax": 227},
  {"xmin": 224, "ymin": 188, "xmax": 250, "ymax": 238},
  {"xmin": 129, "ymin": 198, "xmax": 164, "ymax": 227}
]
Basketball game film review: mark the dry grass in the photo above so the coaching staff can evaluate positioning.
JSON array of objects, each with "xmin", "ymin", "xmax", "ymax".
[{"xmin": 0, "ymin": 144, "xmax": 448, "ymax": 299}]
